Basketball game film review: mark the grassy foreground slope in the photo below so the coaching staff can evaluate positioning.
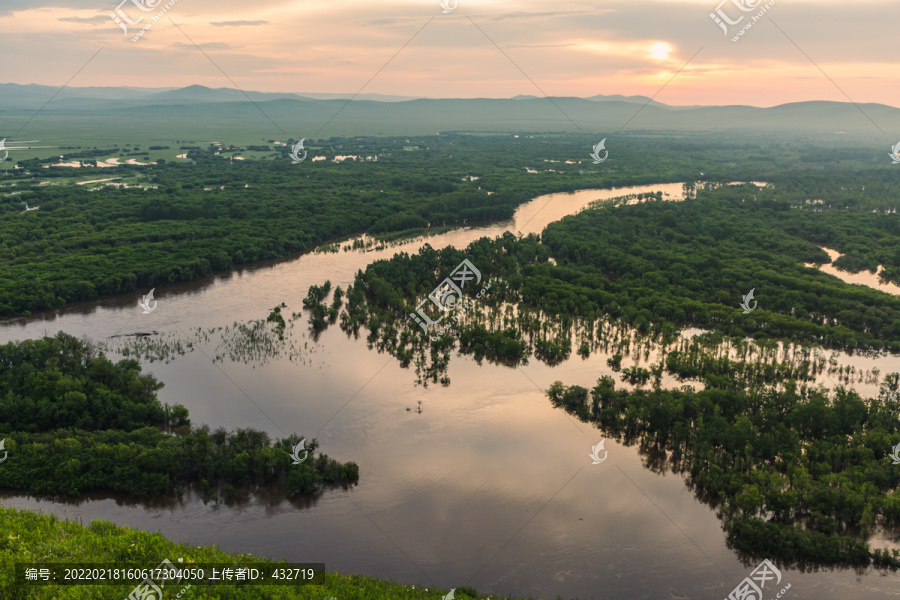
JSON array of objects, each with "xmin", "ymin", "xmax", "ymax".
[{"xmin": 0, "ymin": 508, "xmax": 493, "ymax": 600}]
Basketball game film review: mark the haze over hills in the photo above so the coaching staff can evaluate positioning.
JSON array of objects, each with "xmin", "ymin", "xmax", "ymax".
[
  {"xmin": 0, "ymin": 84, "xmax": 425, "ymax": 107},
  {"xmin": 0, "ymin": 84, "xmax": 718, "ymax": 109},
  {"xmin": 0, "ymin": 83, "xmax": 896, "ymax": 140}
]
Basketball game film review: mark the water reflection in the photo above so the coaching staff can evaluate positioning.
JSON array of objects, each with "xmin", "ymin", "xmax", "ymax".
[
  {"xmin": 806, "ymin": 247, "xmax": 900, "ymax": 296},
  {"xmin": 103, "ymin": 299, "xmax": 888, "ymax": 395},
  {"xmin": 0, "ymin": 480, "xmax": 351, "ymax": 514}
]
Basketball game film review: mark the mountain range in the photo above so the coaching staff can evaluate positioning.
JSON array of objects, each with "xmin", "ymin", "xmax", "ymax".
[{"xmin": 0, "ymin": 83, "xmax": 896, "ymax": 138}]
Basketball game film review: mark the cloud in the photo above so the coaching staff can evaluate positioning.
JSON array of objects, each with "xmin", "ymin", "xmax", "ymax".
[
  {"xmin": 174, "ymin": 41, "xmax": 233, "ymax": 50},
  {"xmin": 0, "ymin": 0, "xmax": 88, "ymax": 16},
  {"xmin": 481, "ymin": 9, "xmax": 615, "ymax": 22},
  {"xmin": 209, "ymin": 20, "xmax": 268, "ymax": 27},
  {"xmin": 59, "ymin": 15, "xmax": 108, "ymax": 23},
  {"xmin": 360, "ymin": 17, "xmax": 420, "ymax": 26}
]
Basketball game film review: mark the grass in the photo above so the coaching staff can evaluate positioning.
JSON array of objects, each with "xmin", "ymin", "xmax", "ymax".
[{"xmin": 0, "ymin": 507, "xmax": 528, "ymax": 600}]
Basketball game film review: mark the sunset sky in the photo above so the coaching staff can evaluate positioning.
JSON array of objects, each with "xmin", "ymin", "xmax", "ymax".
[{"xmin": 3, "ymin": 0, "xmax": 898, "ymax": 107}]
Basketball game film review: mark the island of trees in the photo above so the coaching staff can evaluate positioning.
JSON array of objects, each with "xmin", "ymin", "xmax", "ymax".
[{"xmin": 0, "ymin": 333, "xmax": 358, "ymax": 500}]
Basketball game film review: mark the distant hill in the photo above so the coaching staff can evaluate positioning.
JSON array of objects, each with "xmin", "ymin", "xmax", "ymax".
[
  {"xmin": 0, "ymin": 83, "xmax": 175, "ymax": 101},
  {"xmin": 585, "ymin": 94, "xmax": 668, "ymax": 108},
  {"xmin": 0, "ymin": 83, "xmax": 176, "ymax": 109},
  {"xmin": 142, "ymin": 85, "xmax": 313, "ymax": 104},
  {"xmin": 0, "ymin": 83, "xmax": 897, "ymax": 138},
  {"xmin": 291, "ymin": 92, "xmax": 424, "ymax": 102},
  {"xmin": 0, "ymin": 84, "xmax": 419, "ymax": 107}
]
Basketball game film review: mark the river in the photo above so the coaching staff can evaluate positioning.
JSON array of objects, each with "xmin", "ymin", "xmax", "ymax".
[{"xmin": 1, "ymin": 182, "xmax": 898, "ymax": 600}]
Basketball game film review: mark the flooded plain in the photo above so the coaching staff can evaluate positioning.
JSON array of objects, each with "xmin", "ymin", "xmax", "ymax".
[{"xmin": 1, "ymin": 182, "xmax": 899, "ymax": 600}]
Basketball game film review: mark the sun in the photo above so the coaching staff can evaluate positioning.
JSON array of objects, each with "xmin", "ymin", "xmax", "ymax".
[{"xmin": 649, "ymin": 42, "xmax": 671, "ymax": 60}]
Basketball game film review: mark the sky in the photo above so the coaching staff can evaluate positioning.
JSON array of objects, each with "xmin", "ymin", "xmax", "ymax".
[{"xmin": 3, "ymin": 0, "xmax": 899, "ymax": 107}]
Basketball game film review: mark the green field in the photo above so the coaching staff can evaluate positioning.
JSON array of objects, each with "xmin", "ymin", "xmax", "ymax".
[{"xmin": 0, "ymin": 507, "xmax": 492, "ymax": 600}]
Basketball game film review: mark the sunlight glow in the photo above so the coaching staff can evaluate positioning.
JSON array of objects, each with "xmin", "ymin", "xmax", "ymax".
[{"xmin": 649, "ymin": 42, "xmax": 671, "ymax": 60}]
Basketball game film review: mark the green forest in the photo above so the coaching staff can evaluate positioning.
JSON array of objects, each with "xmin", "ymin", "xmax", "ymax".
[
  {"xmin": 0, "ymin": 132, "xmax": 890, "ymax": 318},
  {"xmin": 0, "ymin": 333, "xmax": 358, "ymax": 499}
]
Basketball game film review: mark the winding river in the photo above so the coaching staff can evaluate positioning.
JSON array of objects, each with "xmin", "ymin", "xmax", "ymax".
[{"xmin": 1, "ymin": 182, "xmax": 898, "ymax": 600}]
